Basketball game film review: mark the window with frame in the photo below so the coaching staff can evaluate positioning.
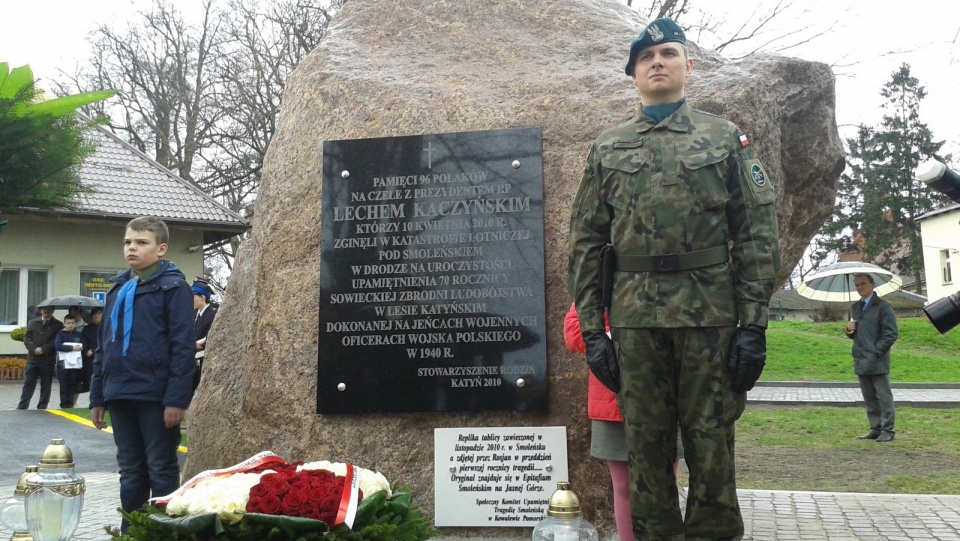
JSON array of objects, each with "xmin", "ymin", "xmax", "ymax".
[
  {"xmin": 0, "ymin": 268, "xmax": 50, "ymax": 328},
  {"xmin": 941, "ymin": 249, "xmax": 953, "ymax": 285}
]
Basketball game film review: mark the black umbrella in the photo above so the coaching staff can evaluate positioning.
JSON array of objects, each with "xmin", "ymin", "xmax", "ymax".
[{"xmin": 36, "ymin": 295, "xmax": 104, "ymax": 309}]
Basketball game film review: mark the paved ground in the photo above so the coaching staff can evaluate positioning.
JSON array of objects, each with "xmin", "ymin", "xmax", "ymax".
[
  {"xmin": 1, "ymin": 380, "xmax": 959, "ymax": 540},
  {"xmin": 749, "ymin": 381, "xmax": 960, "ymax": 409}
]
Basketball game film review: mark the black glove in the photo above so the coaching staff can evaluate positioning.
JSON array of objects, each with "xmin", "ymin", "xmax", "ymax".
[
  {"xmin": 727, "ymin": 325, "xmax": 766, "ymax": 393},
  {"xmin": 582, "ymin": 330, "xmax": 620, "ymax": 393}
]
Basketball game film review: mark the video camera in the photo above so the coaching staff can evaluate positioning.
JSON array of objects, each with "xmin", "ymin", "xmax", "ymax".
[{"xmin": 916, "ymin": 159, "xmax": 960, "ymax": 333}]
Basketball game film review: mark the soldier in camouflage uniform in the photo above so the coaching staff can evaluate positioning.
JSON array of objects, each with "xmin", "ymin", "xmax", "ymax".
[{"xmin": 567, "ymin": 17, "xmax": 780, "ymax": 541}]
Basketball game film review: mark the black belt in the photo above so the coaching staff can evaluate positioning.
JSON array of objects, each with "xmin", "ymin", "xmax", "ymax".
[{"xmin": 616, "ymin": 245, "xmax": 729, "ymax": 273}]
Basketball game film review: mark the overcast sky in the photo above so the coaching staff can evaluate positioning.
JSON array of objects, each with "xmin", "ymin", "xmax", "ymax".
[{"xmin": 3, "ymin": 0, "xmax": 959, "ymax": 159}]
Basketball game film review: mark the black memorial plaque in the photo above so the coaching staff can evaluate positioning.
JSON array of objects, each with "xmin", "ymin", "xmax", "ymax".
[{"xmin": 318, "ymin": 128, "xmax": 547, "ymax": 414}]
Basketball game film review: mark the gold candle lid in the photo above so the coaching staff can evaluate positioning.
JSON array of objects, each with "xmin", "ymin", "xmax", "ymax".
[
  {"xmin": 38, "ymin": 438, "xmax": 75, "ymax": 469},
  {"xmin": 14, "ymin": 465, "xmax": 39, "ymax": 496},
  {"xmin": 547, "ymin": 481, "xmax": 582, "ymax": 518}
]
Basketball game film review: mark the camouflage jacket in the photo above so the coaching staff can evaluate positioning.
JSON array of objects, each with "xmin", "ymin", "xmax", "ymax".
[{"xmin": 568, "ymin": 102, "xmax": 780, "ymax": 331}]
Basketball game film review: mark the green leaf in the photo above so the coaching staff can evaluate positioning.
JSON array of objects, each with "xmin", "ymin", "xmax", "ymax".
[
  {"xmin": 22, "ymin": 90, "xmax": 117, "ymax": 117},
  {"xmin": 0, "ymin": 63, "xmax": 34, "ymax": 101},
  {"xmin": 389, "ymin": 492, "xmax": 412, "ymax": 507},
  {"xmin": 147, "ymin": 512, "xmax": 226, "ymax": 535},
  {"xmin": 243, "ymin": 513, "xmax": 330, "ymax": 535},
  {"xmin": 353, "ymin": 490, "xmax": 388, "ymax": 526}
]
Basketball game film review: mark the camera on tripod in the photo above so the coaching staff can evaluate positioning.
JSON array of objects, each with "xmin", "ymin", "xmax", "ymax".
[{"xmin": 917, "ymin": 159, "xmax": 960, "ymax": 333}]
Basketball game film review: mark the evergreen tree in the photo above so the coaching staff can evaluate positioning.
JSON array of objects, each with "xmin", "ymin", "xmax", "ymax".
[
  {"xmin": 814, "ymin": 64, "xmax": 949, "ymax": 293},
  {"xmin": 870, "ymin": 64, "xmax": 948, "ymax": 291},
  {"xmin": 812, "ymin": 125, "xmax": 874, "ymax": 266}
]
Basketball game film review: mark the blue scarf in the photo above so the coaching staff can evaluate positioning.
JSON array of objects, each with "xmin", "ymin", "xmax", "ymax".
[{"xmin": 109, "ymin": 276, "xmax": 138, "ymax": 356}]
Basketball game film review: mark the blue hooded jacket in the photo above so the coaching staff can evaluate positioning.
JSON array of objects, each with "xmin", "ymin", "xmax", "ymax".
[{"xmin": 90, "ymin": 260, "xmax": 196, "ymax": 409}]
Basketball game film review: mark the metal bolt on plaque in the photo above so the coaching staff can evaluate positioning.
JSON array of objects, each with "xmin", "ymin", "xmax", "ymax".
[
  {"xmin": 516, "ymin": 378, "xmax": 526, "ymax": 387},
  {"xmin": 512, "ymin": 160, "xmax": 521, "ymax": 169},
  {"xmin": 341, "ymin": 170, "xmax": 350, "ymax": 179},
  {"xmin": 337, "ymin": 383, "xmax": 346, "ymax": 391}
]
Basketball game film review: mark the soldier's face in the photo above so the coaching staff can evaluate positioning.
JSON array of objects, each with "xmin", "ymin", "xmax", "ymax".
[{"xmin": 632, "ymin": 42, "xmax": 693, "ymax": 105}]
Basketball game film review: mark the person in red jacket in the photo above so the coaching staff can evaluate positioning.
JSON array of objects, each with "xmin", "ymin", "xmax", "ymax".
[{"xmin": 565, "ymin": 303, "xmax": 681, "ymax": 540}]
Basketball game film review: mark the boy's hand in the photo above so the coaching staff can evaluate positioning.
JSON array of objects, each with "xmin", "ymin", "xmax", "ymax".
[
  {"xmin": 164, "ymin": 406, "xmax": 187, "ymax": 428},
  {"xmin": 91, "ymin": 407, "xmax": 108, "ymax": 429}
]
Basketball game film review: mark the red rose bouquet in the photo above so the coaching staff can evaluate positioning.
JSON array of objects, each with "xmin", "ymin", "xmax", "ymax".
[
  {"xmin": 112, "ymin": 452, "xmax": 437, "ymax": 541},
  {"xmin": 245, "ymin": 462, "xmax": 362, "ymax": 525}
]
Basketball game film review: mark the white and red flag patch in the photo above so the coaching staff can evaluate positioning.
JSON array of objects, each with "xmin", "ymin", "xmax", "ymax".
[{"xmin": 739, "ymin": 134, "xmax": 751, "ymax": 147}]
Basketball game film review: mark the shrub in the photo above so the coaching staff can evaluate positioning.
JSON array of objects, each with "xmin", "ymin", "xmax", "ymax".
[{"xmin": 9, "ymin": 326, "xmax": 26, "ymax": 342}]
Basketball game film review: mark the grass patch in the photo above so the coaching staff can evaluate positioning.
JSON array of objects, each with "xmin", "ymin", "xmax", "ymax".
[
  {"xmin": 734, "ymin": 405, "xmax": 960, "ymax": 494},
  {"xmin": 738, "ymin": 406, "xmax": 960, "ymax": 454},
  {"xmin": 764, "ymin": 318, "xmax": 960, "ymax": 382}
]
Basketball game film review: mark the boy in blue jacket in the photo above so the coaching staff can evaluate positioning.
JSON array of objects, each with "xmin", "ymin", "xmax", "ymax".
[
  {"xmin": 90, "ymin": 216, "xmax": 196, "ymax": 532},
  {"xmin": 55, "ymin": 314, "xmax": 87, "ymax": 408}
]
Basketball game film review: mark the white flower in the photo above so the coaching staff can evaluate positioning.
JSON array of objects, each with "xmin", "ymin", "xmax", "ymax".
[
  {"xmin": 299, "ymin": 461, "xmax": 392, "ymax": 497},
  {"xmin": 166, "ymin": 472, "xmax": 267, "ymax": 524}
]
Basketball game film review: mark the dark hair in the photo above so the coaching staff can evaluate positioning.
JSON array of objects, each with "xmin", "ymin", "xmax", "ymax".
[
  {"xmin": 853, "ymin": 273, "xmax": 875, "ymax": 285},
  {"xmin": 63, "ymin": 314, "xmax": 77, "ymax": 323},
  {"xmin": 127, "ymin": 216, "xmax": 170, "ymax": 245},
  {"xmin": 90, "ymin": 307, "xmax": 104, "ymax": 316}
]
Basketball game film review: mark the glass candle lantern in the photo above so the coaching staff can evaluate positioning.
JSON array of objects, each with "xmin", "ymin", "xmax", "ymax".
[
  {"xmin": 531, "ymin": 482, "xmax": 599, "ymax": 541},
  {"xmin": 0, "ymin": 465, "xmax": 38, "ymax": 541},
  {"xmin": 23, "ymin": 439, "xmax": 85, "ymax": 541}
]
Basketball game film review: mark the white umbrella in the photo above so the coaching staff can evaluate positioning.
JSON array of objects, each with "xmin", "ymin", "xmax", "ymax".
[{"xmin": 797, "ymin": 262, "xmax": 902, "ymax": 303}]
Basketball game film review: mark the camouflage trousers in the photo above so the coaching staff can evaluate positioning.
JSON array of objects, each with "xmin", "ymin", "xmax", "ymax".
[{"xmin": 613, "ymin": 326, "xmax": 745, "ymax": 541}]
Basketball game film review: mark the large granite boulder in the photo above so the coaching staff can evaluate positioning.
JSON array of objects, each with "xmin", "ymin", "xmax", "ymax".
[{"xmin": 187, "ymin": 0, "xmax": 844, "ymax": 537}]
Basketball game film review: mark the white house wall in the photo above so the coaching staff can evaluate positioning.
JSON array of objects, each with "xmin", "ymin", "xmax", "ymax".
[
  {"xmin": 920, "ymin": 208, "xmax": 960, "ymax": 305},
  {"xmin": 0, "ymin": 217, "xmax": 205, "ymax": 355}
]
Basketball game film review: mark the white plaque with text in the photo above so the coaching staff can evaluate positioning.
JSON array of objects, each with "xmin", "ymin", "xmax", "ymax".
[{"xmin": 434, "ymin": 426, "xmax": 568, "ymax": 527}]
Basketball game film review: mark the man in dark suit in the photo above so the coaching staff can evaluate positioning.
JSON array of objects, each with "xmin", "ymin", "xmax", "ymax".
[
  {"xmin": 17, "ymin": 306, "xmax": 64, "ymax": 409},
  {"xmin": 844, "ymin": 273, "xmax": 900, "ymax": 442},
  {"xmin": 191, "ymin": 278, "xmax": 219, "ymax": 391}
]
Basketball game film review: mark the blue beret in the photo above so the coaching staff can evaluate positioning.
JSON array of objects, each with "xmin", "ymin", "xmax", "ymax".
[{"xmin": 625, "ymin": 17, "xmax": 686, "ymax": 76}]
